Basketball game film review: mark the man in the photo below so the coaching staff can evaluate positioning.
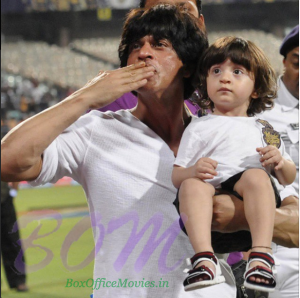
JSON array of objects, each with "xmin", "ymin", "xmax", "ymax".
[
  {"xmin": 99, "ymin": 0, "xmax": 204, "ymax": 116},
  {"xmin": 260, "ymin": 25, "xmax": 299, "ymax": 298}
]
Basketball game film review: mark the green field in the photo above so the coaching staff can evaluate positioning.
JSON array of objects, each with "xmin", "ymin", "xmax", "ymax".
[{"xmin": 1, "ymin": 185, "xmax": 95, "ymax": 298}]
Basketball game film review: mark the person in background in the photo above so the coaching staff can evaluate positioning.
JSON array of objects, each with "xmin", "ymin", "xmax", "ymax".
[
  {"xmin": 231, "ymin": 25, "xmax": 299, "ymax": 298},
  {"xmin": 262, "ymin": 25, "xmax": 299, "ymax": 193},
  {"xmin": 1, "ymin": 120, "xmax": 28, "ymax": 292},
  {"xmin": 260, "ymin": 24, "xmax": 299, "ymax": 298}
]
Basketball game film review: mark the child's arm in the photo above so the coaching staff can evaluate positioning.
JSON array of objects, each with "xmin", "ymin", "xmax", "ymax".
[
  {"xmin": 172, "ymin": 157, "xmax": 218, "ymax": 189},
  {"xmin": 256, "ymin": 145, "xmax": 296, "ymax": 185}
]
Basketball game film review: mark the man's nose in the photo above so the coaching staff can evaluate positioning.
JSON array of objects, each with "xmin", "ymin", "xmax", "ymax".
[{"xmin": 138, "ymin": 42, "xmax": 153, "ymax": 60}]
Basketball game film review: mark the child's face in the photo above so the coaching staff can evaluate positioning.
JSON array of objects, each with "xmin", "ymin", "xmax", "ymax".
[{"xmin": 207, "ymin": 58, "xmax": 257, "ymax": 116}]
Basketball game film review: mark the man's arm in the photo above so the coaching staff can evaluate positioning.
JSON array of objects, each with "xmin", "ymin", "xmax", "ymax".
[
  {"xmin": 212, "ymin": 193, "xmax": 299, "ymax": 248},
  {"xmin": 1, "ymin": 63, "xmax": 154, "ymax": 182},
  {"xmin": 273, "ymin": 195, "xmax": 299, "ymax": 247}
]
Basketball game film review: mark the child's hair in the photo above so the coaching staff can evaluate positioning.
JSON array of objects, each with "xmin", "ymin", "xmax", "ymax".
[
  {"xmin": 195, "ymin": 36, "xmax": 277, "ymax": 116},
  {"xmin": 119, "ymin": 4, "xmax": 208, "ymax": 99}
]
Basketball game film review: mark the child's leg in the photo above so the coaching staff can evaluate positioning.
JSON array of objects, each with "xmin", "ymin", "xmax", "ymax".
[
  {"xmin": 179, "ymin": 178, "xmax": 215, "ymax": 275},
  {"xmin": 233, "ymin": 169, "xmax": 276, "ymax": 284}
]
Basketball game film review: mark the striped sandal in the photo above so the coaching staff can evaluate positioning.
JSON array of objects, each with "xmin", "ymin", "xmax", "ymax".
[
  {"xmin": 183, "ymin": 251, "xmax": 225, "ymax": 291},
  {"xmin": 244, "ymin": 251, "xmax": 276, "ymax": 292}
]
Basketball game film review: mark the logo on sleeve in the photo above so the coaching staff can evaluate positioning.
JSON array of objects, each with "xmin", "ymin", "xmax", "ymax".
[{"xmin": 257, "ymin": 119, "xmax": 281, "ymax": 148}]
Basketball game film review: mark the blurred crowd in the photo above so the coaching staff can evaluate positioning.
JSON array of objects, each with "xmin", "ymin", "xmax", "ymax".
[{"xmin": 1, "ymin": 72, "xmax": 76, "ymax": 130}]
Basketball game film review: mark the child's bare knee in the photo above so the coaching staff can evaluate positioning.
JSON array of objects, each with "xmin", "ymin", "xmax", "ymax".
[
  {"xmin": 179, "ymin": 178, "xmax": 213, "ymax": 201},
  {"xmin": 234, "ymin": 169, "xmax": 271, "ymax": 196},
  {"xmin": 239, "ymin": 169, "xmax": 271, "ymax": 189}
]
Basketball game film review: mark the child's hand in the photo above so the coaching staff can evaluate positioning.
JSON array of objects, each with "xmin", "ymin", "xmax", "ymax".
[
  {"xmin": 256, "ymin": 145, "xmax": 284, "ymax": 170},
  {"xmin": 193, "ymin": 157, "xmax": 218, "ymax": 180}
]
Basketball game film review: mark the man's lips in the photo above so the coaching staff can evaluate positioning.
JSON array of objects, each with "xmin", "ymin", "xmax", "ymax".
[{"xmin": 145, "ymin": 62, "xmax": 157, "ymax": 73}]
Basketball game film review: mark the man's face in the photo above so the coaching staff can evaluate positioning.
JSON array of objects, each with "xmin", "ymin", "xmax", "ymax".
[
  {"xmin": 144, "ymin": 0, "xmax": 199, "ymax": 18},
  {"xmin": 282, "ymin": 46, "xmax": 299, "ymax": 99},
  {"xmin": 127, "ymin": 35, "xmax": 186, "ymax": 97}
]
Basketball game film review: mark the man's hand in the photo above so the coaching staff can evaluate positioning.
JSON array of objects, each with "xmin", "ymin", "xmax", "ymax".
[
  {"xmin": 212, "ymin": 193, "xmax": 299, "ymax": 248},
  {"xmin": 73, "ymin": 62, "xmax": 155, "ymax": 110},
  {"xmin": 192, "ymin": 157, "xmax": 218, "ymax": 180}
]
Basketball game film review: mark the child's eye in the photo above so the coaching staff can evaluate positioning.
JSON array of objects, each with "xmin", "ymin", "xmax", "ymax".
[
  {"xmin": 213, "ymin": 68, "xmax": 221, "ymax": 74},
  {"xmin": 233, "ymin": 69, "xmax": 243, "ymax": 75}
]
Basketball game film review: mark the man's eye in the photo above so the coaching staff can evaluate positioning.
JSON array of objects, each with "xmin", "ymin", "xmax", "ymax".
[
  {"xmin": 155, "ymin": 41, "xmax": 168, "ymax": 48},
  {"xmin": 132, "ymin": 43, "xmax": 140, "ymax": 49}
]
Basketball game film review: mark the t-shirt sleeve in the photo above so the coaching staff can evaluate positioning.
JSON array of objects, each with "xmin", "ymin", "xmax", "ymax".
[
  {"xmin": 280, "ymin": 184, "xmax": 298, "ymax": 201},
  {"xmin": 279, "ymin": 139, "xmax": 293, "ymax": 161},
  {"xmin": 174, "ymin": 119, "xmax": 206, "ymax": 168},
  {"xmin": 29, "ymin": 114, "xmax": 95, "ymax": 186}
]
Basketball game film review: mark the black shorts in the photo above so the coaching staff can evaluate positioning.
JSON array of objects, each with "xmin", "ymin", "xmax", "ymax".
[{"xmin": 173, "ymin": 171, "xmax": 281, "ymax": 253}]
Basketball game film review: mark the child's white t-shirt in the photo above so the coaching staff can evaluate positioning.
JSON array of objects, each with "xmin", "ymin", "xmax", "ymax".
[{"xmin": 174, "ymin": 114, "xmax": 291, "ymax": 188}]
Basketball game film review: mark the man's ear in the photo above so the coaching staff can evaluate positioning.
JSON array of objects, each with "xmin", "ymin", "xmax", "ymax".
[
  {"xmin": 183, "ymin": 65, "xmax": 191, "ymax": 78},
  {"xmin": 198, "ymin": 14, "xmax": 206, "ymax": 32},
  {"xmin": 199, "ymin": 14, "xmax": 205, "ymax": 24},
  {"xmin": 282, "ymin": 57, "xmax": 287, "ymax": 69}
]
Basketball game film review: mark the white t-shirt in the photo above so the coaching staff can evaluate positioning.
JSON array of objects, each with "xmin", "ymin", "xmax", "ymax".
[
  {"xmin": 30, "ymin": 110, "xmax": 235, "ymax": 298},
  {"xmin": 175, "ymin": 114, "xmax": 291, "ymax": 189},
  {"xmin": 260, "ymin": 76, "xmax": 299, "ymax": 194}
]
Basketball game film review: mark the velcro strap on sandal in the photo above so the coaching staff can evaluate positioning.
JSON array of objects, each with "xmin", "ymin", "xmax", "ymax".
[
  {"xmin": 186, "ymin": 266, "xmax": 215, "ymax": 284},
  {"xmin": 245, "ymin": 266, "xmax": 276, "ymax": 288},
  {"xmin": 248, "ymin": 252, "xmax": 275, "ymax": 268},
  {"xmin": 190, "ymin": 252, "xmax": 217, "ymax": 269},
  {"xmin": 245, "ymin": 266, "xmax": 273, "ymax": 279}
]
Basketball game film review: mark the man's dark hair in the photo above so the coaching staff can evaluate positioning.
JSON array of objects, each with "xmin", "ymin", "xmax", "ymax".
[
  {"xmin": 119, "ymin": 4, "xmax": 208, "ymax": 99},
  {"xmin": 139, "ymin": 0, "xmax": 202, "ymax": 16},
  {"xmin": 196, "ymin": 36, "xmax": 277, "ymax": 116}
]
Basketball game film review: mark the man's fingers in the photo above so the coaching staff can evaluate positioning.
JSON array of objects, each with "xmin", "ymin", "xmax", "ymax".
[
  {"xmin": 124, "ymin": 68, "xmax": 154, "ymax": 85},
  {"xmin": 124, "ymin": 62, "xmax": 146, "ymax": 70},
  {"xmin": 126, "ymin": 79, "xmax": 148, "ymax": 92}
]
